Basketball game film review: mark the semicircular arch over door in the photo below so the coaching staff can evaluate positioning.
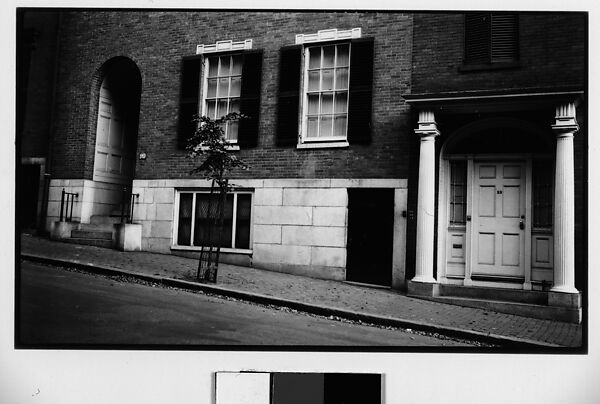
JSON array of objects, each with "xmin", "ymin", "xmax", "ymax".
[{"xmin": 93, "ymin": 58, "xmax": 141, "ymax": 185}]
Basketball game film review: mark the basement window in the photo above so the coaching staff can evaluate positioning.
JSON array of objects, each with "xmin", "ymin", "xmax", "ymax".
[{"xmin": 174, "ymin": 190, "xmax": 252, "ymax": 251}]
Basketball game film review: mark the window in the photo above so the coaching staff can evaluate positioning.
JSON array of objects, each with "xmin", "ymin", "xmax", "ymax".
[
  {"xmin": 178, "ymin": 48, "xmax": 262, "ymax": 149},
  {"xmin": 203, "ymin": 54, "xmax": 243, "ymax": 142},
  {"xmin": 175, "ymin": 191, "xmax": 252, "ymax": 250},
  {"xmin": 276, "ymin": 33, "xmax": 374, "ymax": 147},
  {"xmin": 533, "ymin": 161, "xmax": 553, "ymax": 228},
  {"xmin": 303, "ymin": 44, "xmax": 350, "ymax": 141},
  {"xmin": 464, "ymin": 13, "xmax": 519, "ymax": 65},
  {"xmin": 449, "ymin": 161, "xmax": 467, "ymax": 225}
]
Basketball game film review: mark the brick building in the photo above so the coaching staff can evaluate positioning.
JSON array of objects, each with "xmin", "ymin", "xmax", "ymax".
[{"xmin": 17, "ymin": 10, "xmax": 587, "ymax": 322}]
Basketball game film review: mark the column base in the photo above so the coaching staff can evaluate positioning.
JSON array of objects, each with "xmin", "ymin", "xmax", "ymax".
[
  {"xmin": 407, "ymin": 280, "xmax": 439, "ymax": 297},
  {"xmin": 548, "ymin": 290, "xmax": 581, "ymax": 309}
]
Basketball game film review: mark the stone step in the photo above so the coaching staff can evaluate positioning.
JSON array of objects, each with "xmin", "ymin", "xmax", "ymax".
[
  {"xmin": 422, "ymin": 295, "xmax": 580, "ymax": 324},
  {"xmin": 71, "ymin": 229, "xmax": 113, "ymax": 240},
  {"xmin": 438, "ymin": 284, "xmax": 548, "ymax": 305},
  {"xmin": 62, "ymin": 237, "xmax": 114, "ymax": 249},
  {"xmin": 89, "ymin": 214, "xmax": 125, "ymax": 226}
]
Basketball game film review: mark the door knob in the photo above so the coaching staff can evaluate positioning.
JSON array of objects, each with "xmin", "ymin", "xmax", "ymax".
[{"xmin": 519, "ymin": 220, "xmax": 525, "ymax": 230}]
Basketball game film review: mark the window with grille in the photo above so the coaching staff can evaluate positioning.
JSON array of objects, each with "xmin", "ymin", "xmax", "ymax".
[
  {"xmin": 303, "ymin": 43, "xmax": 350, "ymax": 141},
  {"xmin": 203, "ymin": 55, "xmax": 243, "ymax": 142},
  {"xmin": 449, "ymin": 161, "xmax": 467, "ymax": 225},
  {"xmin": 533, "ymin": 161, "xmax": 553, "ymax": 228},
  {"xmin": 464, "ymin": 12, "xmax": 519, "ymax": 65},
  {"xmin": 176, "ymin": 191, "xmax": 252, "ymax": 250}
]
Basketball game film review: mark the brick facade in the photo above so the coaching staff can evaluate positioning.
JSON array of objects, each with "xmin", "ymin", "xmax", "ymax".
[{"xmin": 50, "ymin": 11, "xmax": 414, "ymax": 181}]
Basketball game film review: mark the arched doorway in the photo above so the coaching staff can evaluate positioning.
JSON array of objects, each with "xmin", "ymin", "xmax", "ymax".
[
  {"xmin": 436, "ymin": 118, "xmax": 555, "ymax": 291},
  {"xmin": 93, "ymin": 57, "xmax": 141, "ymax": 185}
]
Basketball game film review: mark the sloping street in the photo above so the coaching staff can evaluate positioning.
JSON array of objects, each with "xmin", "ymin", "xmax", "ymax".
[{"xmin": 19, "ymin": 261, "xmax": 476, "ymax": 347}]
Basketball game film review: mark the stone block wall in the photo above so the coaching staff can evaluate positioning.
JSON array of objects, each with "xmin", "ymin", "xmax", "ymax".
[{"xmin": 132, "ymin": 178, "xmax": 408, "ymax": 284}]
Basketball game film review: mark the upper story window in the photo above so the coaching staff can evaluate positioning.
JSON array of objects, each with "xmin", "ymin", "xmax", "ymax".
[
  {"xmin": 464, "ymin": 13, "xmax": 519, "ymax": 66},
  {"xmin": 276, "ymin": 28, "xmax": 374, "ymax": 148},
  {"xmin": 177, "ymin": 39, "xmax": 262, "ymax": 149},
  {"xmin": 304, "ymin": 44, "xmax": 350, "ymax": 141},
  {"xmin": 203, "ymin": 54, "xmax": 243, "ymax": 142}
]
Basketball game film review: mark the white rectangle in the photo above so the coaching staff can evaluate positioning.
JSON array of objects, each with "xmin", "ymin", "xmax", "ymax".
[{"xmin": 216, "ymin": 373, "xmax": 271, "ymax": 404}]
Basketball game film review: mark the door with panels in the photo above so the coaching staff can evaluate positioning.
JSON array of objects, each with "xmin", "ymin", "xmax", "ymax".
[
  {"xmin": 471, "ymin": 161, "xmax": 526, "ymax": 279},
  {"xmin": 93, "ymin": 75, "xmax": 136, "ymax": 184}
]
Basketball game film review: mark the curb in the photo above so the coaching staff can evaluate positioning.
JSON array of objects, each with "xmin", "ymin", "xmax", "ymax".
[{"xmin": 20, "ymin": 253, "xmax": 564, "ymax": 349}]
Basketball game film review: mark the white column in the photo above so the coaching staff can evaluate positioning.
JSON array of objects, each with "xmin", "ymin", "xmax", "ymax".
[
  {"xmin": 551, "ymin": 102, "xmax": 578, "ymax": 294},
  {"xmin": 413, "ymin": 110, "xmax": 440, "ymax": 283}
]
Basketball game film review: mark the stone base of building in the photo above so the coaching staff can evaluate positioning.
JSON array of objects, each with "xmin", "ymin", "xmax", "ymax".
[
  {"xmin": 407, "ymin": 280, "xmax": 440, "ymax": 297},
  {"xmin": 113, "ymin": 223, "xmax": 142, "ymax": 251}
]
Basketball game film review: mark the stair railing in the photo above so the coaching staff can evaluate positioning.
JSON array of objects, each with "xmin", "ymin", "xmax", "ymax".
[
  {"xmin": 59, "ymin": 188, "xmax": 78, "ymax": 222},
  {"xmin": 120, "ymin": 186, "xmax": 140, "ymax": 224}
]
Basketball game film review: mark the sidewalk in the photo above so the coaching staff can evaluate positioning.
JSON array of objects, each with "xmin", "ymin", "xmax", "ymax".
[{"xmin": 18, "ymin": 233, "xmax": 583, "ymax": 348}]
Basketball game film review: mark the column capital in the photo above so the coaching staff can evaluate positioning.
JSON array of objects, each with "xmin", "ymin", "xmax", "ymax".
[
  {"xmin": 415, "ymin": 109, "xmax": 440, "ymax": 138},
  {"xmin": 552, "ymin": 102, "xmax": 579, "ymax": 136}
]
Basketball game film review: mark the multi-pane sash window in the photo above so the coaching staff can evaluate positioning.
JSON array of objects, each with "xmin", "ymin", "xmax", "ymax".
[
  {"xmin": 204, "ymin": 55, "xmax": 243, "ymax": 141},
  {"xmin": 449, "ymin": 161, "xmax": 467, "ymax": 225},
  {"xmin": 532, "ymin": 161, "xmax": 553, "ymax": 228},
  {"xmin": 176, "ymin": 191, "xmax": 252, "ymax": 250},
  {"xmin": 304, "ymin": 44, "xmax": 350, "ymax": 140}
]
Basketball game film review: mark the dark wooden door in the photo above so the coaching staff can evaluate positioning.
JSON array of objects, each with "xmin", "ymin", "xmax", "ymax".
[
  {"xmin": 346, "ymin": 188, "xmax": 394, "ymax": 286},
  {"xmin": 19, "ymin": 164, "xmax": 40, "ymax": 230}
]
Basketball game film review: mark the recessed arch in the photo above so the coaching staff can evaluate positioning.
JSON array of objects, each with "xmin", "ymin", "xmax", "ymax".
[
  {"xmin": 90, "ymin": 56, "xmax": 142, "ymax": 185},
  {"xmin": 441, "ymin": 117, "xmax": 554, "ymax": 156}
]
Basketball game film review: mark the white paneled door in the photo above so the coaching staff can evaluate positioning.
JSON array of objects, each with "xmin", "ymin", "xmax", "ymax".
[
  {"xmin": 472, "ymin": 162, "xmax": 526, "ymax": 278},
  {"xmin": 93, "ymin": 78, "xmax": 135, "ymax": 184}
]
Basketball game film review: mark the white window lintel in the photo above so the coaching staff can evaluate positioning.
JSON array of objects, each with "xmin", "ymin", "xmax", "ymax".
[
  {"xmin": 295, "ymin": 28, "xmax": 361, "ymax": 45},
  {"xmin": 196, "ymin": 39, "xmax": 253, "ymax": 55}
]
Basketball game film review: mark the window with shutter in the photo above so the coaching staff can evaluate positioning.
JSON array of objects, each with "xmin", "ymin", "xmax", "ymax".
[
  {"xmin": 276, "ymin": 29, "xmax": 373, "ymax": 148},
  {"xmin": 177, "ymin": 47, "xmax": 262, "ymax": 149},
  {"xmin": 464, "ymin": 12, "xmax": 518, "ymax": 66}
]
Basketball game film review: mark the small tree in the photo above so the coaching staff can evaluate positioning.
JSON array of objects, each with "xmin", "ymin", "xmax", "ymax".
[{"xmin": 186, "ymin": 113, "xmax": 247, "ymax": 283}]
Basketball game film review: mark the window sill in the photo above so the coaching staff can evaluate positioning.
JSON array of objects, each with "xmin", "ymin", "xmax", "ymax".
[
  {"xmin": 199, "ymin": 144, "xmax": 240, "ymax": 152},
  {"xmin": 297, "ymin": 141, "xmax": 350, "ymax": 149},
  {"xmin": 171, "ymin": 245, "xmax": 252, "ymax": 255},
  {"xmin": 459, "ymin": 61, "xmax": 521, "ymax": 73}
]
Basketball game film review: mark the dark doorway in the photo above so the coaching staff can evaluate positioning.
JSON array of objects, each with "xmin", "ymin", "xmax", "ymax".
[
  {"xmin": 19, "ymin": 164, "xmax": 40, "ymax": 230},
  {"xmin": 346, "ymin": 188, "xmax": 394, "ymax": 286}
]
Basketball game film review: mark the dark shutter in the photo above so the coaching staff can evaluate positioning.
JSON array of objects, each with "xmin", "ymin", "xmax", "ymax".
[
  {"xmin": 238, "ymin": 50, "xmax": 263, "ymax": 147},
  {"xmin": 464, "ymin": 13, "xmax": 492, "ymax": 64},
  {"xmin": 177, "ymin": 55, "xmax": 202, "ymax": 149},
  {"xmin": 465, "ymin": 12, "xmax": 518, "ymax": 64},
  {"xmin": 491, "ymin": 14, "xmax": 519, "ymax": 62},
  {"xmin": 276, "ymin": 45, "xmax": 302, "ymax": 146},
  {"xmin": 347, "ymin": 37, "xmax": 374, "ymax": 145}
]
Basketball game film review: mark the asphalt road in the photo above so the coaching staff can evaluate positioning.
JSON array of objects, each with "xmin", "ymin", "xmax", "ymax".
[{"xmin": 18, "ymin": 261, "xmax": 474, "ymax": 346}]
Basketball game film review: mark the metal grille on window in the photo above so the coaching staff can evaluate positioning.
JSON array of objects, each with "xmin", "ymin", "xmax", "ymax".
[
  {"xmin": 449, "ymin": 161, "xmax": 467, "ymax": 225},
  {"xmin": 205, "ymin": 55, "xmax": 242, "ymax": 141},
  {"xmin": 533, "ymin": 161, "xmax": 553, "ymax": 228},
  {"xmin": 306, "ymin": 44, "xmax": 350, "ymax": 139},
  {"xmin": 177, "ymin": 191, "xmax": 252, "ymax": 249}
]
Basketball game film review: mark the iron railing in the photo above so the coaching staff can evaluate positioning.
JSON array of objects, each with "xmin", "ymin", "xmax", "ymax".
[
  {"xmin": 59, "ymin": 188, "xmax": 78, "ymax": 222},
  {"xmin": 120, "ymin": 186, "xmax": 139, "ymax": 224}
]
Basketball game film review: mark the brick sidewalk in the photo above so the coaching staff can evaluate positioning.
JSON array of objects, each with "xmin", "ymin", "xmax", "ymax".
[{"xmin": 18, "ymin": 234, "xmax": 583, "ymax": 348}]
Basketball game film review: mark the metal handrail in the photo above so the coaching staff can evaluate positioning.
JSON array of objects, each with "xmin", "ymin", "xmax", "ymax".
[
  {"xmin": 59, "ymin": 188, "xmax": 78, "ymax": 222},
  {"xmin": 120, "ymin": 186, "xmax": 139, "ymax": 224}
]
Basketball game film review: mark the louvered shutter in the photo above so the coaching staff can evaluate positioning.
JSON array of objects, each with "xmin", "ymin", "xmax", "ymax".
[
  {"xmin": 347, "ymin": 37, "xmax": 374, "ymax": 145},
  {"xmin": 464, "ymin": 13, "xmax": 491, "ymax": 64},
  {"xmin": 177, "ymin": 55, "xmax": 202, "ymax": 149},
  {"xmin": 491, "ymin": 14, "xmax": 518, "ymax": 63},
  {"xmin": 238, "ymin": 50, "xmax": 263, "ymax": 147},
  {"xmin": 276, "ymin": 45, "xmax": 302, "ymax": 146}
]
